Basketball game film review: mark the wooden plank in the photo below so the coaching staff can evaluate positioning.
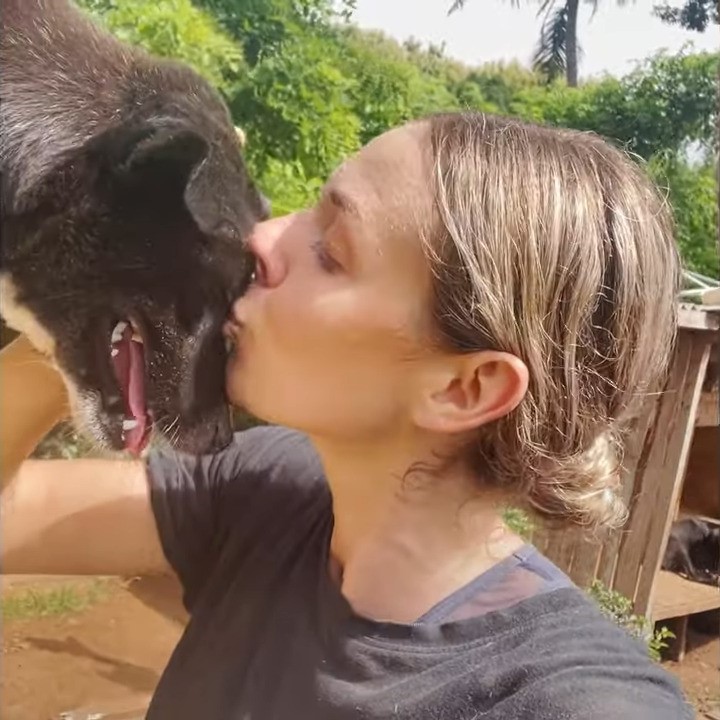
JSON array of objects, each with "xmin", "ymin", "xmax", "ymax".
[
  {"xmin": 678, "ymin": 306, "xmax": 720, "ymax": 331},
  {"xmin": 637, "ymin": 335, "xmax": 712, "ymax": 616},
  {"xmin": 612, "ymin": 334, "xmax": 702, "ymax": 603},
  {"xmin": 651, "ymin": 570, "xmax": 720, "ymax": 621},
  {"xmin": 530, "ymin": 522, "xmax": 551, "ymax": 554},
  {"xmin": 681, "ymin": 427, "xmax": 720, "ymax": 518},
  {"xmin": 570, "ymin": 533, "xmax": 604, "ymax": 589},
  {"xmin": 696, "ymin": 387, "xmax": 719, "ymax": 427},
  {"xmin": 542, "ymin": 523, "xmax": 574, "ymax": 575},
  {"xmin": 613, "ymin": 387, "xmax": 668, "ymax": 601},
  {"xmin": 596, "ymin": 398, "xmax": 659, "ymax": 588},
  {"xmin": 555, "ymin": 527, "xmax": 580, "ymax": 579}
]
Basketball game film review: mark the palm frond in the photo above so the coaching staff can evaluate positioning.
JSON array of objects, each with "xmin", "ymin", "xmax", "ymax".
[
  {"xmin": 532, "ymin": 3, "xmax": 568, "ymax": 81},
  {"xmin": 448, "ymin": 0, "xmax": 468, "ymax": 14},
  {"xmin": 449, "ymin": 0, "xmax": 523, "ymax": 16}
]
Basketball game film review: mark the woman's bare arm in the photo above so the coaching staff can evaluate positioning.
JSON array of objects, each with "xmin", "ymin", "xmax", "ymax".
[
  {"xmin": 0, "ymin": 335, "xmax": 68, "ymax": 484},
  {"xmin": 2, "ymin": 458, "xmax": 170, "ymax": 575},
  {"xmin": 1, "ymin": 336, "xmax": 171, "ymax": 576}
]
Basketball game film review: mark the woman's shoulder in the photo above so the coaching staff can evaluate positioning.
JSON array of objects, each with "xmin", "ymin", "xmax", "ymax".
[
  {"xmin": 488, "ymin": 587, "xmax": 692, "ymax": 718},
  {"xmin": 199, "ymin": 424, "xmax": 327, "ymax": 508},
  {"xmin": 222, "ymin": 424, "xmax": 322, "ymax": 479},
  {"xmin": 147, "ymin": 423, "xmax": 326, "ymax": 507}
]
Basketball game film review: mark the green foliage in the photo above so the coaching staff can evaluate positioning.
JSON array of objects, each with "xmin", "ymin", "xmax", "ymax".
[
  {"xmin": 32, "ymin": 422, "xmax": 99, "ymax": 460},
  {"xmin": 588, "ymin": 580, "xmax": 675, "ymax": 661},
  {"xmin": 654, "ymin": 0, "xmax": 719, "ymax": 31},
  {"xmin": 77, "ymin": 0, "xmax": 718, "ymax": 257},
  {"xmin": 649, "ymin": 155, "xmax": 719, "ymax": 278},
  {"xmin": 78, "ymin": 0, "xmax": 246, "ymax": 95},
  {"xmin": 502, "ymin": 507, "xmax": 535, "ymax": 540},
  {"xmin": 511, "ymin": 50, "xmax": 718, "ymax": 160},
  {"xmin": 233, "ymin": 33, "xmax": 361, "ymax": 182}
]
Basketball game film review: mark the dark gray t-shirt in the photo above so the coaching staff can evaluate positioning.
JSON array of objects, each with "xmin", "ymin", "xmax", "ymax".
[{"xmin": 145, "ymin": 425, "xmax": 692, "ymax": 719}]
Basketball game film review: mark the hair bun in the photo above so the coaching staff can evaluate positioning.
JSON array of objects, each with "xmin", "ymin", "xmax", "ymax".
[{"xmin": 526, "ymin": 432, "xmax": 628, "ymax": 530}]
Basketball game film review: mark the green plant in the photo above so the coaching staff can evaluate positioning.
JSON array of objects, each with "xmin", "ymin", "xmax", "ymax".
[
  {"xmin": 79, "ymin": 0, "xmax": 247, "ymax": 96},
  {"xmin": 502, "ymin": 506, "xmax": 535, "ymax": 540},
  {"xmin": 31, "ymin": 422, "xmax": 99, "ymax": 460},
  {"xmin": 2, "ymin": 579, "xmax": 114, "ymax": 621},
  {"xmin": 587, "ymin": 580, "xmax": 675, "ymax": 660}
]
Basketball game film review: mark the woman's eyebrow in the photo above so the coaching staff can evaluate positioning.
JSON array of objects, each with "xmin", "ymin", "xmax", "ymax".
[{"xmin": 327, "ymin": 187, "xmax": 362, "ymax": 219}]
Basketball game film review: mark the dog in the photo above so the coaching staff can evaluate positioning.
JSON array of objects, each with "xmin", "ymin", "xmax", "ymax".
[
  {"xmin": 1, "ymin": 0, "xmax": 268, "ymax": 455},
  {"xmin": 661, "ymin": 517, "xmax": 720, "ymax": 586}
]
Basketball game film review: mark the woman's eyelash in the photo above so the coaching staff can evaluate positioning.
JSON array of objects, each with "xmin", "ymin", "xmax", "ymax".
[{"xmin": 311, "ymin": 239, "xmax": 342, "ymax": 273}]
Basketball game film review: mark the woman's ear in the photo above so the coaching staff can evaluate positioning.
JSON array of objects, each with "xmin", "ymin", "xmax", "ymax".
[{"xmin": 411, "ymin": 351, "xmax": 528, "ymax": 434}]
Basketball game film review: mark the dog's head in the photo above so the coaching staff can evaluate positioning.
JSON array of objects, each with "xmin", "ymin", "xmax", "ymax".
[
  {"xmin": 696, "ymin": 524, "xmax": 720, "ymax": 579},
  {"xmin": 2, "ymin": 99, "xmax": 266, "ymax": 455}
]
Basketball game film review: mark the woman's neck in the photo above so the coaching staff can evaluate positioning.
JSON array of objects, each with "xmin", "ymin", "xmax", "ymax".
[{"xmin": 312, "ymin": 433, "xmax": 525, "ymax": 623}]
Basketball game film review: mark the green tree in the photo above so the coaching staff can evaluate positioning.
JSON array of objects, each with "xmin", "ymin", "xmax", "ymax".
[
  {"xmin": 79, "ymin": 0, "xmax": 246, "ymax": 95},
  {"xmin": 649, "ymin": 156, "xmax": 719, "ymax": 278},
  {"xmin": 653, "ymin": 0, "xmax": 718, "ymax": 31},
  {"xmin": 509, "ymin": 50, "xmax": 718, "ymax": 160},
  {"xmin": 449, "ymin": 0, "xmax": 631, "ymax": 87},
  {"xmin": 76, "ymin": 0, "xmax": 719, "ymax": 271}
]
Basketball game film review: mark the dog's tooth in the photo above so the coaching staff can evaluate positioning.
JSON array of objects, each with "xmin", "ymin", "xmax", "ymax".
[
  {"xmin": 122, "ymin": 419, "xmax": 139, "ymax": 431},
  {"xmin": 131, "ymin": 332, "xmax": 143, "ymax": 344},
  {"xmin": 111, "ymin": 320, "xmax": 128, "ymax": 344},
  {"xmin": 111, "ymin": 348, "xmax": 119, "ymax": 357}
]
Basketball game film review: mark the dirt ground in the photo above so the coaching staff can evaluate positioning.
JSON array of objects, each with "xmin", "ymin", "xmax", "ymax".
[
  {"xmin": 1, "ymin": 575, "xmax": 185, "ymax": 720},
  {"xmin": 1, "ymin": 575, "xmax": 718, "ymax": 719}
]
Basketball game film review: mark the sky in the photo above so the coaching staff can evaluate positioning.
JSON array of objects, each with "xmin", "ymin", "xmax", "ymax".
[{"xmin": 351, "ymin": 0, "xmax": 719, "ymax": 79}]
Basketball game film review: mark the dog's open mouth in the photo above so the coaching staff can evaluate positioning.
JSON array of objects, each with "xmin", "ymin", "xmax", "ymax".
[{"xmin": 110, "ymin": 319, "xmax": 151, "ymax": 455}]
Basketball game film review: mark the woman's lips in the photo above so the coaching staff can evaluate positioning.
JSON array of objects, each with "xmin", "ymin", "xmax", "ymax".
[
  {"xmin": 222, "ymin": 319, "xmax": 244, "ymax": 356},
  {"xmin": 223, "ymin": 318, "xmax": 243, "ymax": 338}
]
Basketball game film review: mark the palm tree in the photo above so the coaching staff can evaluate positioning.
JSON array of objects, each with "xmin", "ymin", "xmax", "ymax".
[{"xmin": 449, "ymin": 0, "xmax": 625, "ymax": 87}]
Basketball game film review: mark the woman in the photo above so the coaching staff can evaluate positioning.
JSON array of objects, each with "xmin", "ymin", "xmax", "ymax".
[{"xmin": 1, "ymin": 112, "xmax": 690, "ymax": 719}]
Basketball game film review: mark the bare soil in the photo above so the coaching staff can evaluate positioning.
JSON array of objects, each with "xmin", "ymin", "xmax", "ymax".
[
  {"xmin": 1, "ymin": 575, "xmax": 717, "ymax": 719},
  {"xmin": 1, "ymin": 575, "xmax": 185, "ymax": 720}
]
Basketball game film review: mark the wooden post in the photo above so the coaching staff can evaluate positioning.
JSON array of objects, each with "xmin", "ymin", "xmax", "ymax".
[{"xmin": 613, "ymin": 331, "xmax": 711, "ymax": 615}]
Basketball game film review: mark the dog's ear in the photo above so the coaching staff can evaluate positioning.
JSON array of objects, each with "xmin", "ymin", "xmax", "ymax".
[
  {"xmin": 108, "ymin": 119, "xmax": 254, "ymax": 240},
  {"xmin": 111, "ymin": 121, "xmax": 209, "ymax": 210},
  {"xmin": 119, "ymin": 122, "xmax": 208, "ymax": 182}
]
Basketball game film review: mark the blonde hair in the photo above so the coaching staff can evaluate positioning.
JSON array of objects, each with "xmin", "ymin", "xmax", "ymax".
[{"xmin": 424, "ymin": 112, "xmax": 681, "ymax": 529}]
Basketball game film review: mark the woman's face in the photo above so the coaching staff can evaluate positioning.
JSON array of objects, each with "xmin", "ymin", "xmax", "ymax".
[{"xmin": 225, "ymin": 123, "xmax": 439, "ymax": 440}]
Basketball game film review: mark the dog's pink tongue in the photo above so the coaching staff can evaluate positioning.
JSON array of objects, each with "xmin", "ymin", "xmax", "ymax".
[{"xmin": 111, "ymin": 324, "xmax": 148, "ymax": 455}]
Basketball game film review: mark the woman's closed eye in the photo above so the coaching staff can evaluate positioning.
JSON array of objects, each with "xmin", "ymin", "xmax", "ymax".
[{"xmin": 311, "ymin": 238, "xmax": 343, "ymax": 273}]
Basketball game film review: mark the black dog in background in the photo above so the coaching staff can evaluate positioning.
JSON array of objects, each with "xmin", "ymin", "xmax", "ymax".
[
  {"xmin": 662, "ymin": 517, "xmax": 720, "ymax": 586},
  {"xmin": 1, "ymin": 0, "xmax": 268, "ymax": 455}
]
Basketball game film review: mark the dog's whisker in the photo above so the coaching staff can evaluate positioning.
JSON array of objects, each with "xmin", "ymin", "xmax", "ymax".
[{"xmin": 165, "ymin": 415, "xmax": 181, "ymax": 437}]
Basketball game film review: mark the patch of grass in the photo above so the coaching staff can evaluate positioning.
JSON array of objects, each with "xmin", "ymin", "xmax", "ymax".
[{"xmin": 2, "ymin": 580, "xmax": 113, "ymax": 621}]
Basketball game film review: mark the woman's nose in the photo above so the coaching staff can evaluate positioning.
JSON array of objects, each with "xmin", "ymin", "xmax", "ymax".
[{"xmin": 247, "ymin": 214, "xmax": 295, "ymax": 288}]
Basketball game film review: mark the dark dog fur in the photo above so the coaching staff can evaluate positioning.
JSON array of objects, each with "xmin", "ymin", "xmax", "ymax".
[
  {"xmin": 661, "ymin": 517, "xmax": 720, "ymax": 586},
  {"xmin": 1, "ymin": 0, "xmax": 267, "ymax": 454}
]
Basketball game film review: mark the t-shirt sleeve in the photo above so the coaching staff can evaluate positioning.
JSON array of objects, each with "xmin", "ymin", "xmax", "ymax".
[
  {"xmin": 536, "ymin": 669, "xmax": 694, "ymax": 719},
  {"xmin": 145, "ymin": 425, "xmax": 326, "ymax": 612}
]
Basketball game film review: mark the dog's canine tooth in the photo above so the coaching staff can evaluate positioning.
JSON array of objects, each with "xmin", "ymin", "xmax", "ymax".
[
  {"xmin": 111, "ymin": 320, "xmax": 128, "ymax": 344},
  {"xmin": 111, "ymin": 348, "xmax": 119, "ymax": 357},
  {"xmin": 128, "ymin": 318, "xmax": 144, "ymax": 344},
  {"xmin": 122, "ymin": 419, "xmax": 139, "ymax": 431}
]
